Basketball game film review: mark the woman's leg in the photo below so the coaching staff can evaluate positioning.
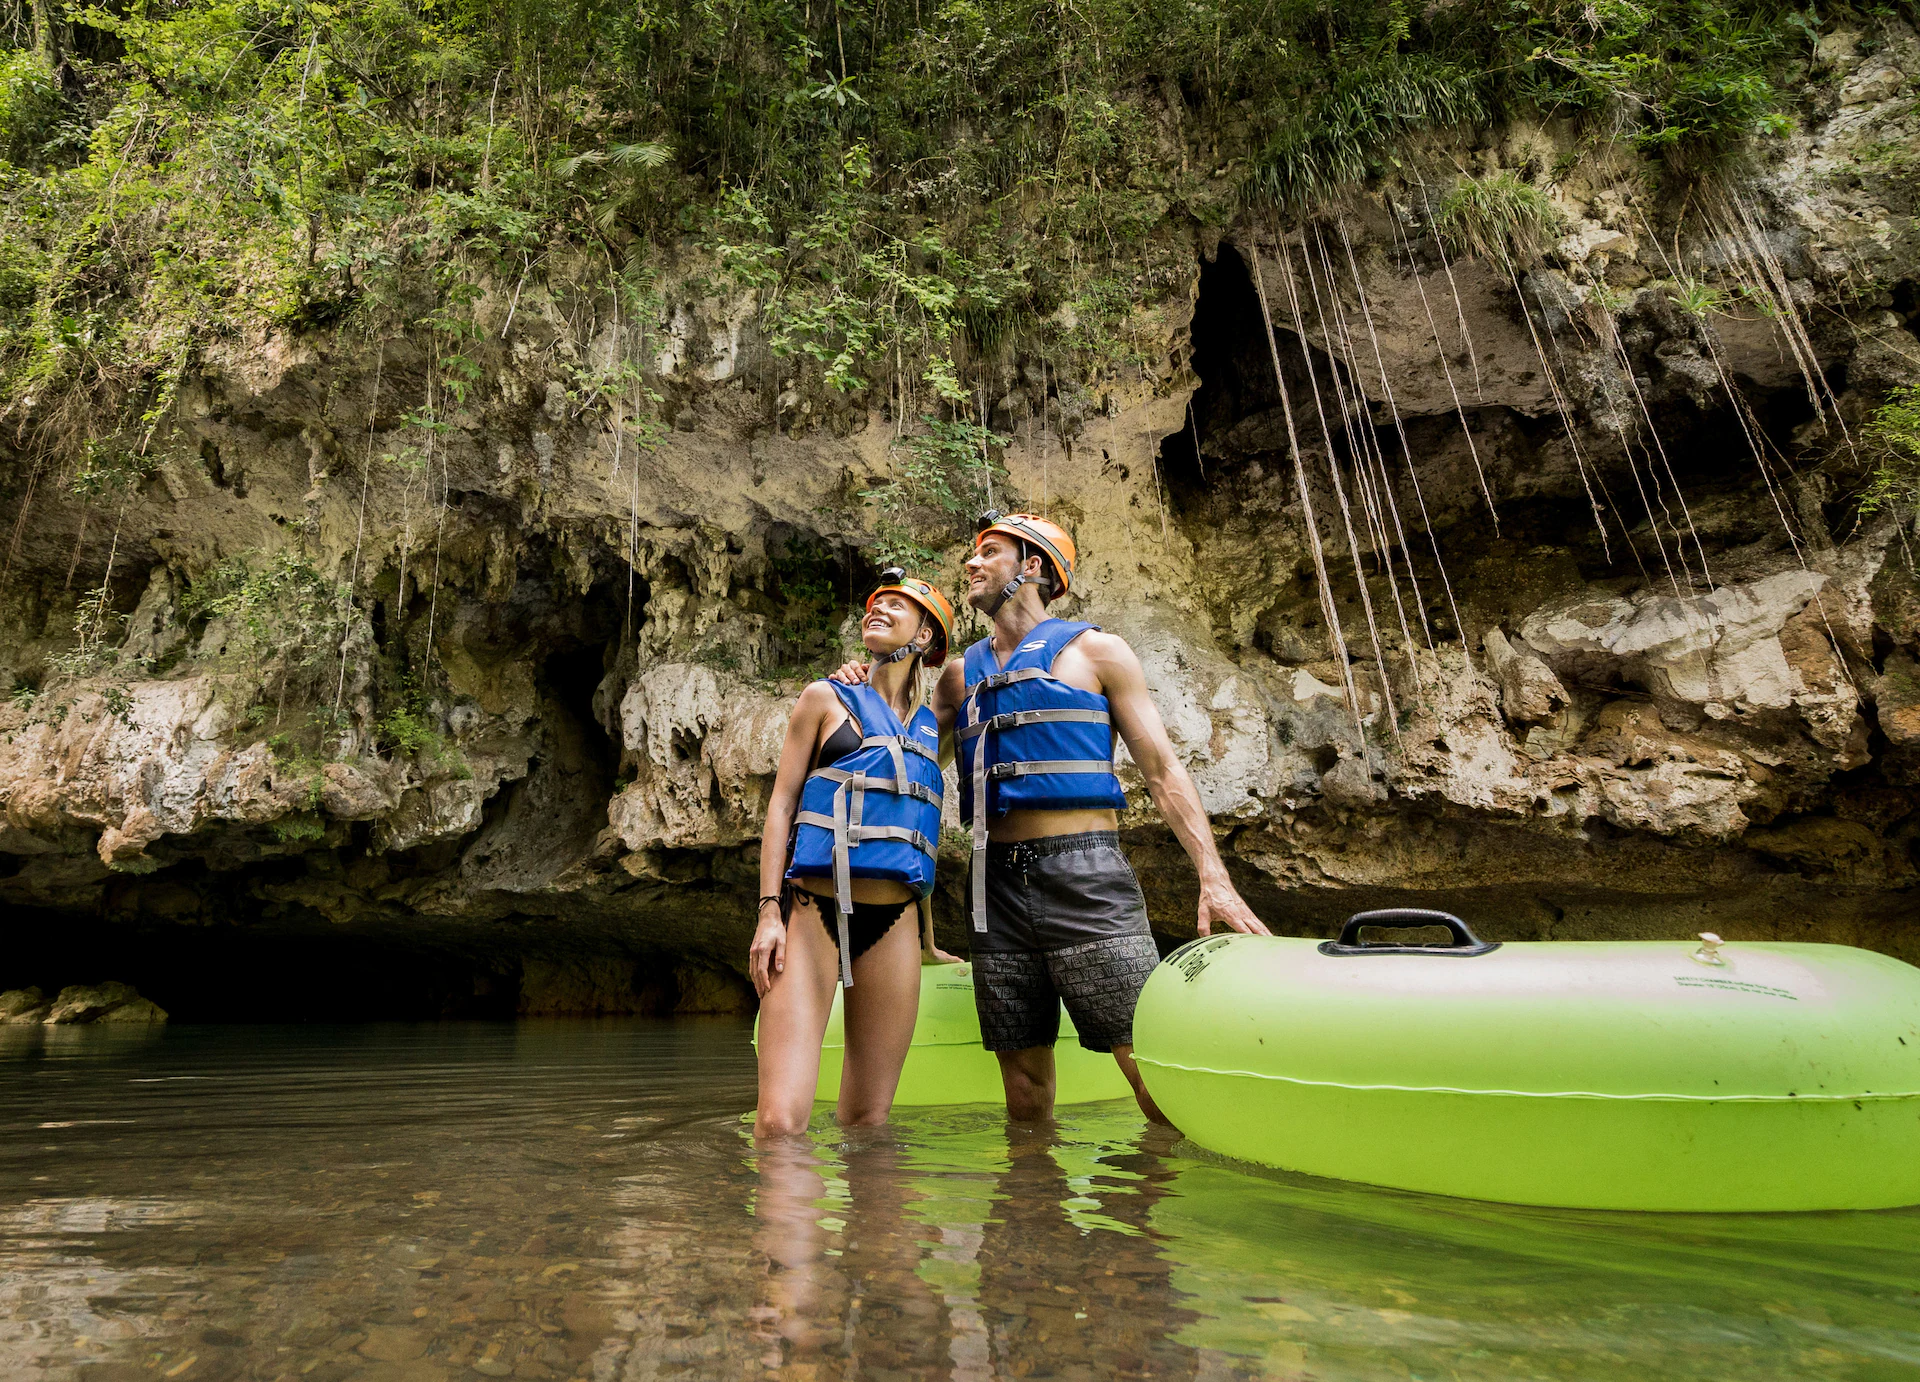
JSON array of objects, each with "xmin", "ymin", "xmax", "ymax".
[
  {"xmin": 836, "ymin": 906, "xmax": 924, "ymax": 1126},
  {"xmin": 754, "ymin": 894, "xmax": 841, "ymax": 1138}
]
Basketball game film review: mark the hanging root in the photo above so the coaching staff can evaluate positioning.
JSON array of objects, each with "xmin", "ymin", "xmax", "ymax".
[
  {"xmin": 1276, "ymin": 235, "xmax": 1404, "ymax": 726},
  {"xmin": 1304, "ymin": 223, "xmax": 1432, "ymax": 667},
  {"xmin": 1389, "ymin": 196, "xmax": 1498, "ymax": 530},
  {"xmin": 1333, "ymin": 217, "xmax": 1467, "ymax": 657},
  {"xmin": 1247, "ymin": 237, "xmax": 1367, "ymax": 744}
]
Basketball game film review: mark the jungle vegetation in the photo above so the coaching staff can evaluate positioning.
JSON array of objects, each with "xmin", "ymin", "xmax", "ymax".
[{"xmin": 0, "ymin": 0, "xmax": 1879, "ymax": 483}]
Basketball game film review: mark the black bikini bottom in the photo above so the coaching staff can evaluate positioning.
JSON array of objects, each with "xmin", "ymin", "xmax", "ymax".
[{"xmin": 784, "ymin": 887, "xmax": 913, "ymax": 964}]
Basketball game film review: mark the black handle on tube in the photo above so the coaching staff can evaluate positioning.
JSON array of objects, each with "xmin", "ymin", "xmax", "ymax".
[{"xmin": 1317, "ymin": 908, "xmax": 1500, "ymax": 957}]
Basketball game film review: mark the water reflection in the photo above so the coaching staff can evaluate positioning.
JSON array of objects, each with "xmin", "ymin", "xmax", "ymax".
[{"xmin": 0, "ymin": 1021, "xmax": 1915, "ymax": 1381}]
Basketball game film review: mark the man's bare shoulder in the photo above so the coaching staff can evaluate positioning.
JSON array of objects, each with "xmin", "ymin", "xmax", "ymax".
[
  {"xmin": 1074, "ymin": 627, "xmax": 1135, "ymax": 656},
  {"xmin": 1074, "ymin": 628, "xmax": 1143, "ymax": 673}
]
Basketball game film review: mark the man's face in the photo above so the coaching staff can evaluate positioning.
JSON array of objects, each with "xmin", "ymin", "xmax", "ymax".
[{"xmin": 964, "ymin": 533, "xmax": 1025, "ymax": 611}]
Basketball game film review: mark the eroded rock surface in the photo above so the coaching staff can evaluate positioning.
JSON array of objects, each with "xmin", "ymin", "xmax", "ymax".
[{"xmin": 4, "ymin": 56, "xmax": 1920, "ymax": 997}]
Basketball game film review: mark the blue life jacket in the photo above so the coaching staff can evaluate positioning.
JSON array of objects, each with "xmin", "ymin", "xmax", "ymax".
[
  {"xmin": 957, "ymin": 619, "xmax": 1127, "ymax": 931},
  {"xmin": 785, "ymin": 680, "xmax": 943, "ymax": 985}
]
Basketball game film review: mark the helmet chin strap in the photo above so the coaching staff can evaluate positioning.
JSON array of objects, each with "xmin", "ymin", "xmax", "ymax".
[
  {"xmin": 981, "ymin": 574, "xmax": 1034, "ymax": 618},
  {"xmin": 875, "ymin": 632, "xmax": 932, "ymax": 665},
  {"xmin": 981, "ymin": 539, "xmax": 1052, "ymax": 617}
]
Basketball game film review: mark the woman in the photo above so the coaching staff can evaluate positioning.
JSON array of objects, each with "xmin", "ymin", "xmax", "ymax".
[{"xmin": 751, "ymin": 570, "xmax": 957, "ymax": 1137}]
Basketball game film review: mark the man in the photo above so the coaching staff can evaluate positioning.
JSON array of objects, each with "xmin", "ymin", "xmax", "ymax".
[{"xmin": 843, "ymin": 512, "xmax": 1268, "ymax": 1121}]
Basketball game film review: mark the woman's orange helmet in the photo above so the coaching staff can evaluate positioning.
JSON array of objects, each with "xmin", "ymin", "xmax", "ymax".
[
  {"xmin": 866, "ymin": 570, "xmax": 956, "ymax": 667},
  {"xmin": 976, "ymin": 511, "xmax": 1076, "ymax": 602}
]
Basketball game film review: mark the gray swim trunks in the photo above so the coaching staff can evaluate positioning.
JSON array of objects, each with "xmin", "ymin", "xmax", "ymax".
[{"xmin": 970, "ymin": 831, "xmax": 1160, "ymax": 1053}]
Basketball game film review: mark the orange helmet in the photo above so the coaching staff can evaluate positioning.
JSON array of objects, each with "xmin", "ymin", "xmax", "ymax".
[
  {"xmin": 975, "ymin": 511, "xmax": 1076, "ymax": 604},
  {"xmin": 866, "ymin": 569, "xmax": 955, "ymax": 667}
]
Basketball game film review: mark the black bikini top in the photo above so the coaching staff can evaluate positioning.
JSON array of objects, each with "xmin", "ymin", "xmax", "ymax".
[{"xmin": 815, "ymin": 717, "xmax": 862, "ymax": 770}]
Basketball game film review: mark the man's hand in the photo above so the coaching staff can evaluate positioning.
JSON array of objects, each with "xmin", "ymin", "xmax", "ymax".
[
  {"xmin": 827, "ymin": 660, "xmax": 869, "ymax": 685},
  {"xmin": 1196, "ymin": 876, "xmax": 1270, "ymax": 937}
]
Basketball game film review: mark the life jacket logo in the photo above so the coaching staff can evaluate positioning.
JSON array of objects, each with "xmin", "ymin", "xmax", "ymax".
[
  {"xmin": 1019, "ymin": 641, "xmax": 1046, "ymax": 652},
  {"xmin": 916, "ymin": 726, "xmax": 936, "ymax": 737}
]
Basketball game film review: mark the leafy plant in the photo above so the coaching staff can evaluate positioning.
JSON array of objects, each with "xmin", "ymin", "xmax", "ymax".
[
  {"xmin": 1246, "ymin": 56, "xmax": 1484, "ymax": 211},
  {"xmin": 270, "ymin": 812, "xmax": 328, "ymax": 844},
  {"xmin": 1861, "ymin": 385, "xmax": 1920, "ymax": 519},
  {"xmin": 182, "ymin": 552, "xmax": 349, "ymax": 717},
  {"xmin": 1666, "ymin": 276, "xmax": 1735, "ymax": 320},
  {"xmin": 864, "ymin": 414, "xmax": 1007, "ymax": 568},
  {"xmin": 373, "ymin": 673, "xmax": 467, "ymax": 771},
  {"xmin": 1436, "ymin": 172, "xmax": 1563, "ymax": 265},
  {"xmin": 1499, "ymin": 0, "xmax": 1793, "ymax": 169}
]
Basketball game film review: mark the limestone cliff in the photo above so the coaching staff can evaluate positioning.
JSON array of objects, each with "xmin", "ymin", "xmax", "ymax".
[{"xmin": 4, "ymin": 24, "xmax": 1919, "ymax": 1012}]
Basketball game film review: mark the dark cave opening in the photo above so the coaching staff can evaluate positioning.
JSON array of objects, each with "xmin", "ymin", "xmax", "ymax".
[
  {"xmin": 3, "ymin": 898, "xmax": 524, "ymax": 1021},
  {"xmin": 1159, "ymin": 242, "xmax": 1288, "ymax": 507},
  {"xmin": 1162, "ymin": 239, "xmax": 1844, "ymax": 610},
  {"xmin": 0, "ymin": 902, "xmax": 730, "ymax": 1023},
  {"xmin": 544, "ymin": 639, "xmax": 615, "ymax": 764}
]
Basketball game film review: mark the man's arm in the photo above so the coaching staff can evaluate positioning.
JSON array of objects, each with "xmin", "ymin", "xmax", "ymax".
[
  {"xmin": 1085, "ymin": 633, "xmax": 1270, "ymax": 937},
  {"xmin": 929, "ymin": 659, "xmax": 965, "ymax": 768}
]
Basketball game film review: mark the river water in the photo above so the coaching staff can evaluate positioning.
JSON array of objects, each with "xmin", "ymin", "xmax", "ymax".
[{"xmin": 2, "ymin": 1021, "xmax": 1917, "ymax": 1381}]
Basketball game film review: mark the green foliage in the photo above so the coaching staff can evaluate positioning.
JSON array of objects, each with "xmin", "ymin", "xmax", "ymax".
[
  {"xmin": 712, "ymin": 144, "xmax": 1024, "ymax": 394},
  {"xmin": 46, "ymin": 582, "xmax": 142, "ymax": 679},
  {"xmin": 0, "ymin": 49, "xmax": 61, "ymax": 165},
  {"xmin": 766, "ymin": 534, "xmax": 849, "ymax": 668},
  {"xmin": 101, "ymin": 684, "xmax": 136, "ymax": 725},
  {"xmin": 0, "ymin": 0, "xmax": 1825, "ymax": 487},
  {"xmin": 864, "ymin": 414, "xmax": 1007, "ymax": 568},
  {"xmin": 1666, "ymin": 275, "xmax": 1736, "ymax": 319},
  {"xmin": 270, "ymin": 812, "xmax": 328, "ymax": 843},
  {"xmin": 1247, "ymin": 56, "xmax": 1484, "ymax": 211},
  {"xmin": 1497, "ymin": 0, "xmax": 1799, "ymax": 168},
  {"xmin": 1436, "ymin": 172, "xmax": 1562, "ymax": 265},
  {"xmin": 1861, "ymin": 385, "xmax": 1920, "ymax": 518},
  {"xmin": 182, "ymin": 551, "xmax": 348, "ymax": 708}
]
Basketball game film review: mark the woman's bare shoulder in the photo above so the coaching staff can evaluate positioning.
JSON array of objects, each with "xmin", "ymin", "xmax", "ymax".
[{"xmin": 791, "ymin": 679, "xmax": 845, "ymax": 721}]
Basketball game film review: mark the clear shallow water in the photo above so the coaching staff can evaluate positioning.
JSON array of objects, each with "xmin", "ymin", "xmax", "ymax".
[{"xmin": 2, "ymin": 1022, "xmax": 1918, "ymax": 1381}]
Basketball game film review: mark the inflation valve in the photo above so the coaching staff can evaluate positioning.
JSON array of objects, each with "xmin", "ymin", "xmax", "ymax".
[{"xmin": 1691, "ymin": 933, "xmax": 1726, "ymax": 967}]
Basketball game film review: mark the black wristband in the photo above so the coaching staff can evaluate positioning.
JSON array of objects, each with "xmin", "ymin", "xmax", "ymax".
[{"xmin": 758, "ymin": 895, "xmax": 784, "ymax": 911}]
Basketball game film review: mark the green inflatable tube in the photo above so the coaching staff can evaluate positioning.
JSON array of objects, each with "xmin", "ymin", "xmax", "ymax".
[
  {"xmin": 814, "ymin": 962, "xmax": 1134, "ymax": 1106},
  {"xmin": 1133, "ymin": 926, "xmax": 1920, "ymax": 1212}
]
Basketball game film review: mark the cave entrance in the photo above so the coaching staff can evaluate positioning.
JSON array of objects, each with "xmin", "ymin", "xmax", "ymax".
[{"xmin": 1159, "ymin": 243, "xmax": 1286, "ymax": 507}]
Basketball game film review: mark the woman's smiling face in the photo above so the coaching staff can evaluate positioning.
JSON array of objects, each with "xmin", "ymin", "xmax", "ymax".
[{"xmin": 862, "ymin": 589, "xmax": 928, "ymax": 657}]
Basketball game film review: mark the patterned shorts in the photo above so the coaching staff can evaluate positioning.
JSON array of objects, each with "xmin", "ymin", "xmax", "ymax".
[{"xmin": 970, "ymin": 832, "xmax": 1160, "ymax": 1053}]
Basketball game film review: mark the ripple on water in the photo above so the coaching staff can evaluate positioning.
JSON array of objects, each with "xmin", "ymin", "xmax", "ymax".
[{"xmin": 1, "ymin": 1019, "xmax": 1917, "ymax": 1381}]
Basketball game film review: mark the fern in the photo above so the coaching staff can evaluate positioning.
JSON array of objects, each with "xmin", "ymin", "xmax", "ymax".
[{"xmin": 1435, "ymin": 172, "xmax": 1562, "ymax": 265}]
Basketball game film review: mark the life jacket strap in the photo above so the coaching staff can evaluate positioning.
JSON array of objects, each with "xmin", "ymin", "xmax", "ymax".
[
  {"xmin": 793, "ymin": 814, "xmax": 934, "ymax": 854},
  {"xmin": 988, "ymin": 760, "xmax": 1113, "ymax": 778},
  {"xmin": 956, "ymin": 707, "xmax": 1109, "ymax": 739},
  {"xmin": 801, "ymin": 766, "xmax": 939, "ymax": 986},
  {"xmin": 798, "ymin": 772, "xmax": 940, "ymax": 806},
  {"xmin": 964, "ymin": 713, "xmax": 1115, "ymax": 934},
  {"xmin": 830, "ymin": 784, "xmax": 856, "ymax": 986},
  {"xmin": 976, "ymin": 666, "xmax": 1055, "ymax": 691}
]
